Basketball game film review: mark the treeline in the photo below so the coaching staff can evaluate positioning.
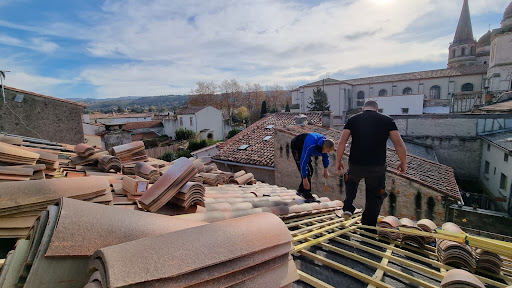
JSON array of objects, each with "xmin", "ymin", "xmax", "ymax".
[
  {"xmin": 81, "ymin": 95, "xmax": 188, "ymax": 114},
  {"xmin": 188, "ymin": 80, "xmax": 292, "ymax": 124}
]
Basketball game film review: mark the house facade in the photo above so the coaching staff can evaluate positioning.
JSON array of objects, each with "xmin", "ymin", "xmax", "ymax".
[{"xmin": 163, "ymin": 106, "xmax": 224, "ymax": 141}]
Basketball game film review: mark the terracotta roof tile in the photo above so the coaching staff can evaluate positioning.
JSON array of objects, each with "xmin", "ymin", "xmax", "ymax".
[
  {"xmin": 275, "ymin": 125, "xmax": 461, "ymax": 200},
  {"xmin": 213, "ymin": 113, "xmax": 322, "ymax": 167},
  {"xmin": 5, "ymin": 86, "xmax": 87, "ymax": 108},
  {"xmin": 123, "ymin": 120, "xmax": 163, "ymax": 130}
]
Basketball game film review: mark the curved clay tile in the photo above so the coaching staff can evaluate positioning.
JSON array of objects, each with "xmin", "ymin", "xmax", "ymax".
[
  {"xmin": 417, "ymin": 219, "xmax": 437, "ymax": 231},
  {"xmin": 442, "ymin": 222, "xmax": 464, "ymax": 233},
  {"xmin": 45, "ymin": 198, "xmax": 206, "ymax": 257},
  {"xmin": 89, "ymin": 213, "xmax": 293, "ymax": 287},
  {"xmin": 440, "ymin": 269, "xmax": 485, "ymax": 288},
  {"xmin": 399, "ymin": 218, "xmax": 416, "ymax": 227}
]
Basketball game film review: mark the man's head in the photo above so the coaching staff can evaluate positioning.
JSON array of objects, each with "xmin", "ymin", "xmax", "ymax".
[
  {"xmin": 363, "ymin": 100, "xmax": 379, "ymax": 111},
  {"xmin": 322, "ymin": 139, "xmax": 335, "ymax": 153}
]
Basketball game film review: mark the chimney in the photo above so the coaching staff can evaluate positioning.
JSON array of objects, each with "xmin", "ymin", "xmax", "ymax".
[
  {"xmin": 294, "ymin": 114, "xmax": 308, "ymax": 126},
  {"xmin": 322, "ymin": 111, "xmax": 333, "ymax": 128}
]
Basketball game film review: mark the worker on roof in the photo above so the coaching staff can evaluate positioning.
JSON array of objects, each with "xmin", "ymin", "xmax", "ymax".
[
  {"xmin": 291, "ymin": 132, "xmax": 335, "ymax": 203},
  {"xmin": 335, "ymin": 100, "xmax": 407, "ymax": 229}
]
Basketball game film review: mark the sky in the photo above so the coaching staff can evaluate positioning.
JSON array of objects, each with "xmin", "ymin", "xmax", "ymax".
[{"xmin": 0, "ymin": 0, "xmax": 509, "ymax": 99}]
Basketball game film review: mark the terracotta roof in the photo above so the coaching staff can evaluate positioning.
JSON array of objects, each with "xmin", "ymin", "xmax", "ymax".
[
  {"xmin": 176, "ymin": 106, "xmax": 208, "ymax": 115},
  {"xmin": 275, "ymin": 124, "xmax": 461, "ymax": 200},
  {"xmin": 131, "ymin": 132, "xmax": 159, "ymax": 141},
  {"xmin": 301, "ymin": 65, "xmax": 488, "ymax": 87},
  {"xmin": 480, "ymin": 130, "xmax": 512, "ymax": 152},
  {"xmin": 89, "ymin": 113, "xmax": 153, "ymax": 120},
  {"xmin": 213, "ymin": 113, "xmax": 322, "ymax": 167},
  {"xmin": 5, "ymin": 86, "xmax": 87, "ymax": 108},
  {"xmin": 123, "ymin": 120, "xmax": 163, "ymax": 130}
]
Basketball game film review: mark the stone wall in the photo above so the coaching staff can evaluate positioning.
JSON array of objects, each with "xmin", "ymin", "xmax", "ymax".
[
  {"xmin": 102, "ymin": 131, "xmax": 132, "ymax": 151},
  {"xmin": 0, "ymin": 88, "xmax": 84, "ymax": 144},
  {"xmin": 274, "ymin": 130, "xmax": 450, "ymax": 224}
]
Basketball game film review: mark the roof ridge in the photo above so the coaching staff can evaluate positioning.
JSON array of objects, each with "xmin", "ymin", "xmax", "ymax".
[{"xmin": 4, "ymin": 86, "xmax": 87, "ymax": 108}]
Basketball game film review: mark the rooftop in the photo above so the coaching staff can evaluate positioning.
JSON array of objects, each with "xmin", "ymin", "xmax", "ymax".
[
  {"xmin": 478, "ymin": 100, "xmax": 512, "ymax": 113},
  {"xmin": 480, "ymin": 129, "xmax": 512, "ymax": 152},
  {"xmin": 176, "ymin": 106, "xmax": 208, "ymax": 115},
  {"xmin": 88, "ymin": 113, "xmax": 153, "ymax": 120},
  {"xmin": 276, "ymin": 124, "xmax": 461, "ymax": 200},
  {"xmin": 122, "ymin": 120, "xmax": 163, "ymax": 130},
  {"xmin": 213, "ymin": 112, "xmax": 322, "ymax": 167},
  {"xmin": 5, "ymin": 86, "xmax": 87, "ymax": 108}
]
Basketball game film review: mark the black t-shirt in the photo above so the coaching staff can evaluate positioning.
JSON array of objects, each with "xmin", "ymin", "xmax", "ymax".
[{"xmin": 344, "ymin": 110, "xmax": 398, "ymax": 166}]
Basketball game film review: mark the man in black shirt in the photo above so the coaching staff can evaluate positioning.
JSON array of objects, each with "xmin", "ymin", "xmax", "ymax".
[{"xmin": 335, "ymin": 101, "xmax": 407, "ymax": 227}]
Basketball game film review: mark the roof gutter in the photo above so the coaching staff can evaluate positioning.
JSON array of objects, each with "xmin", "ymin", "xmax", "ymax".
[{"xmin": 212, "ymin": 159, "xmax": 275, "ymax": 170}]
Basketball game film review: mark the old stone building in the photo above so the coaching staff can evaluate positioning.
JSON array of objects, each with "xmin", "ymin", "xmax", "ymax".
[
  {"xmin": 273, "ymin": 123, "xmax": 461, "ymax": 224},
  {"xmin": 0, "ymin": 86, "xmax": 85, "ymax": 144},
  {"xmin": 291, "ymin": 1, "xmax": 512, "ymax": 116}
]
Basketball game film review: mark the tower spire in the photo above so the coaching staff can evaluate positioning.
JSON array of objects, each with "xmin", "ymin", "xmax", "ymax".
[{"xmin": 453, "ymin": 0, "xmax": 476, "ymax": 45}]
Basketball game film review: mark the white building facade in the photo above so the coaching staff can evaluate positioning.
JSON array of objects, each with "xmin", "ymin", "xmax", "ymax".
[{"xmin": 163, "ymin": 106, "xmax": 225, "ymax": 141}]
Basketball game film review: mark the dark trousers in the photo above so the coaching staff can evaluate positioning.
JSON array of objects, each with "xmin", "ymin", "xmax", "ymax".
[
  {"xmin": 344, "ymin": 163, "xmax": 387, "ymax": 227},
  {"xmin": 291, "ymin": 134, "xmax": 314, "ymax": 199}
]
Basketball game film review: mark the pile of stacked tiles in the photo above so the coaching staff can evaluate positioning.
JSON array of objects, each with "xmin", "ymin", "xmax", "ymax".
[
  {"xmin": 121, "ymin": 163, "xmax": 135, "ymax": 175},
  {"xmin": 192, "ymin": 158, "xmax": 205, "ymax": 172},
  {"xmin": 436, "ymin": 222, "xmax": 477, "ymax": 272},
  {"xmin": 440, "ymin": 269, "xmax": 485, "ymax": 288},
  {"xmin": 85, "ymin": 213, "xmax": 298, "ymax": 287},
  {"xmin": 139, "ymin": 157, "xmax": 198, "ymax": 212},
  {"xmin": 97, "ymin": 155, "xmax": 122, "ymax": 173},
  {"xmin": 0, "ymin": 198, "xmax": 207, "ymax": 288},
  {"xmin": 0, "ymin": 142, "xmax": 39, "ymax": 165},
  {"xmin": 417, "ymin": 218, "xmax": 438, "ymax": 243},
  {"xmin": 135, "ymin": 161, "xmax": 160, "ymax": 183},
  {"xmin": 170, "ymin": 182, "xmax": 206, "ymax": 209},
  {"xmin": 0, "ymin": 166, "xmax": 34, "ymax": 181},
  {"xmin": 74, "ymin": 143, "xmax": 95, "ymax": 158},
  {"xmin": 199, "ymin": 172, "xmax": 222, "ymax": 186},
  {"xmin": 70, "ymin": 151, "xmax": 109, "ymax": 166},
  {"xmin": 235, "ymin": 172, "xmax": 255, "ymax": 185},
  {"xmin": 190, "ymin": 174, "xmax": 204, "ymax": 183},
  {"xmin": 377, "ymin": 216, "xmax": 402, "ymax": 241},
  {"xmin": 111, "ymin": 141, "xmax": 148, "ymax": 164},
  {"xmin": 399, "ymin": 218, "xmax": 427, "ymax": 249},
  {"xmin": 0, "ymin": 177, "xmax": 111, "ymax": 238},
  {"xmin": 475, "ymin": 249, "xmax": 503, "ymax": 274}
]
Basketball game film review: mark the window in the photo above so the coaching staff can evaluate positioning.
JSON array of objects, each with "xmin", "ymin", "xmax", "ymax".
[
  {"xmin": 403, "ymin": 87, "xmax": 413, "ymax": 95},
  {"xmin": 461, "ymin": 83, "xmax": 474, "ymax": 92},
  {"xmin": 505, "ymin": 153, "xmax": 509, "ymax": 162},
  {"xmin": 461, "ymin": 47, "xmax": 466, "ymax": 56},
  {"xmin": 452, "ymin": 49, "xmax": 456, "ymax": 58},
  {"xmin": 265, "ymin": 125, "xmax": 275, "ymax": 129},
  {"xmin": 487, "ymin": 144, "xmax": 491, "ymax": 152},
  {"xmin": 179, "ymin": 117, "xmax": 183, "ymax": 126},
  {"xmin": 484, "ymin": 161, "xmax": 490, "ymax": 174},
  {"xmin": 401, "ymin": 108, "xmax": 409, "ymax": 114},
  {"xmin": 494, "ymin": 167, "xmax": 496, "ymax": 175},
  {"xmin": 263, "ymin": 136, "xmax": 272, "ymax": 141},
  {"xmin": 238, "ymin": 145, "xmax": 249, "ymax": 150},
  {"xmin": 190, "ymin": 117, "xmax": 193, "ymax": 126},
  {"xmin": 429, "ymin": 85, "xmax": 441, "ymax": 99},
  {"xmin": 357, "ymin": 91, "xmax": 365, "ymax": 107},
  {"xmin": 500, "ymin": 173, "xmax": 508, "ymax": 190},
  {"xmin": 378, "ymin": 108, "xmax": 383, "ymax": 113},
  {"xmin": 378, "ymin": 89, "xmax": 388, "ymax": 96}
]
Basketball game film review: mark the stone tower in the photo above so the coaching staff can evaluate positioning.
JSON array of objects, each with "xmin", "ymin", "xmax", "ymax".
[{"xmin": 448, "ymin": 0, "xmax": 477, "ymax": 68}]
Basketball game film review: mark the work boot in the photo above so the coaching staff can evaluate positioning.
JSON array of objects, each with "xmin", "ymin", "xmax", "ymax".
[{"xmin": 341, "ymin": 211, "xmax": 352, "ymax": 221}]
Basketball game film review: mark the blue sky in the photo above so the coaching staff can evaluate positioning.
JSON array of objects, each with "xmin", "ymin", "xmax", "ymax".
[{"xmin": 0, "ymin": 0, "xmax": 509, "ymax": 99}]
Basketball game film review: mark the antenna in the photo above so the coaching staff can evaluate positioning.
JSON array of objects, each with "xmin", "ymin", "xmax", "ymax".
[{"xmin": 0, "ymin": 70, "xmax": 11, "ymax": 103}]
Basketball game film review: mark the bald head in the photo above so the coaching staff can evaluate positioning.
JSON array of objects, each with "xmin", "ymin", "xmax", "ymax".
[{"xmin": 363, "ymin": 100, "xmax": 379, "ymax": 111}]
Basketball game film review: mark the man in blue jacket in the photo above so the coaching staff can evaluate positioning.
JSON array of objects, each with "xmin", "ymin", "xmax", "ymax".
[{"xmin": 291, "ymin": 132, "xmax": 335, "ymax": 202}]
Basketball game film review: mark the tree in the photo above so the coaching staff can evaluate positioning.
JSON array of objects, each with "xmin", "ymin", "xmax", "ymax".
[
  {"xmin": 175, "ymin": 128, "xmax": 196, "ymax": 140},
  {"xmin": 260, "ymin": 101, "xmax": 267, "ymax": 119},
  {"xmin": 188, "ymin": 81, "xmax": 218, "ymax": 108},
  {"xmin": 285, "ymin": 102, "xmax": 290, "ymax": 112},
  {"xmin": 235, "ymin": 107, "xmax": 249, "ymax": 123},
  {"xmin": 117, "ymin": 105, "xmax": 123, "ymax": 113},
  {"xmin": 219, "ymin": 79, "xmax": 243, "ymax": 120},
  {"xmin": 308, "ymin": 87, "xmax": 330, "ymax": 111},
  {"xmin": 227, "ymin": 129, "xmax": 241, "ymax": 139}
]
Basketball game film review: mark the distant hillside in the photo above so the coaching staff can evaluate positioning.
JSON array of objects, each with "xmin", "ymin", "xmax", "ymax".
[{"xmin": 71, "ymin": 95, "xmax": 189, "ymax": 113}]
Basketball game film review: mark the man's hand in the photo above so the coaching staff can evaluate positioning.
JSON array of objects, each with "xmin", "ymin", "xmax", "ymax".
[
  {"xmin": 323, "ymin": 168, "xmax": 330, "ymax": 179},
  {"xmin": 303, "ymin": 178, "xmax": 310, "ymax": 190},
  {"xmin": 396, "ymin": 162, "xmax": 407, "ymax": 175},
  {"xmin": 336, "ymin": 161, "xmax": 345, "ymax": 175}
]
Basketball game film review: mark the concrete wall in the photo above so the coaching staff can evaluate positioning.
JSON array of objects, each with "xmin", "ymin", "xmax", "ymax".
[
  {"xmin": 447, "ymin": 205, "xmax": 512, "ymax": 236},
  {"xmin": 214, "ymin": 161, "xmax": 276, "ymax": 184},
  {"xmin": 274, "ymin": 130, "xmax": 449, "ymax": 224},
  {"xmin": 102, "ymin": 131, "xmax": 132, "ymax": 151},
  {"xmin": 0, "ymin": 88, "xmax": 84, "ymax": 144},
  {"xmin": 480, "ymin": 139, "xmax": 512, "ymax": 210},
  {"xmin": 366, "ymin": 94, "xmax": 424, "ymax": 115},
  {"xmin": 163, "ymin": 118, "xmax": 179, "ymax": 139}
]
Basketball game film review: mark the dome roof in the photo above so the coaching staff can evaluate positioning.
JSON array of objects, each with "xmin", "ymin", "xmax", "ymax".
[
  {"xmin": 503, "ymin": 2, "xmax": 512, "ymax": 23},
  {"xmin": 477, "ymin": 30, "xmax": 492, "ymax": 47}
]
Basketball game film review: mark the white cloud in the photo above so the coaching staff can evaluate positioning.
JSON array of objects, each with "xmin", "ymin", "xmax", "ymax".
[{"xmin": 0, "ymin": 34, "xmax": 59, "ymax": 53}]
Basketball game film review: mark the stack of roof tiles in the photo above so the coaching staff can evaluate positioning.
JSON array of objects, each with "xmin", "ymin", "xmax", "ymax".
[
  {"xmin": 0, "ymin": 177, "xmax": 111, "ymax": 238},
  {"xmin": 475, "ymin": 249, "xmax": 503, "ymax": 274},
  {"xmin": 85, "ymin": 213, "xmax": 298, "ymax": 288},
  {"xmin": 417, "ymin": 218, "xmax": 438, "ymax": 243},
  {"xmin": 436, "ymin": 222, "xmax": 477, "ymax": 272},
  {"xmin": 377, "ymin": 216, "xmax": 402, "ymax": 241},
  {"xmin": 170, "ymin": 182, "xmax": 206, "ymax": 209},
  {"xmin": 0, "ymin": 198, "xmax": 206, "ymax": 287},
  {"xmin": 139, "ymin": 157, "xmax": 197, "ymax": 212},
  {"xmin": 70, "ymin": 151, "xmax": 109, "ymax": 166},
  {"xmin": 111, "ymin": 141, "xmax": 148, "ymax": 164},
  {"xmin": 121, "ymin": 163, "xmax": 135, "ymax": 175},
  {"xmin": 399, "ymin": 218, "xmax": 428, "ymax": 249},
  {"xmin": 0, "ymin": 166, "xmax": 34, "ymax": 182},
  {"xmin": 440, "ymin": 269, "xmax": 485, "ymax": 288},
  {"xmin": 97, "ymin": 155, "xmax": 122, "ymax": 173},
  {"xmin": 199, "ymin": 172, "xmax": 223, "ymax": 186},
  {"xmin": 74, "ymin": 143, "xmax": 95, "ymax": 158},
  {"xmin": 0, "ymin": 142, "xmax": 39, "ymax": 165},
  {"xmin": 235, "ymin": 172, "xmax": 255, "ymax": 184},
  {"xmin": 135, "ymin": 161, "xmax": 160, "ymax": 183}
]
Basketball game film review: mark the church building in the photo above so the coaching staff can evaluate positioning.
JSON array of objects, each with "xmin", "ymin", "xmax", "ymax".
[{"xmin": 292, "ymin": 1, "xmax": 512, "ymax": 117}]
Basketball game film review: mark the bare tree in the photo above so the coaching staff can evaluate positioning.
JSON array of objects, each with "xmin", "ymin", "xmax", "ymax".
[{"xmin": 188, "ymin": 81, "xmax": 219, "ymax": 108}]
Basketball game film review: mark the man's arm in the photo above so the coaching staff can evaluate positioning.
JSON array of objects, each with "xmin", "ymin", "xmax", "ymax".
[
  {"xmin": 389, "ymin": 130, "xmax": 407, "ymax": 175},
  {"xmin": 322, "ymin": 153, "xmax": 330, "ymax": 179},
  {"xmin": 336, "ymin": 129, "xmax": 351, "ymax": 174}
]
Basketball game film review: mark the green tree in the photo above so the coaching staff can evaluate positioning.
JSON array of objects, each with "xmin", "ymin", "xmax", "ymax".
[
  {"xmin": 260, "ymin": 101, "xmax": 267, "ymax": 119},
  {"xmin": 285, "ymin": 102, "xmax": 290, "ymax": 112},
  {"xmin": 308, "ymin": 87, "xmax": 330, "ymax": 111},
  {"xmin": 226, "ymin": 128, "xmax": 241, "ymax": 139},
  {"xmin": 175, "ymin": 128, "xmax": 196, "ymax": 140},
  {"xmin": 117, "ymin": 105, "xmax": 123, "ymax": 113}
]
